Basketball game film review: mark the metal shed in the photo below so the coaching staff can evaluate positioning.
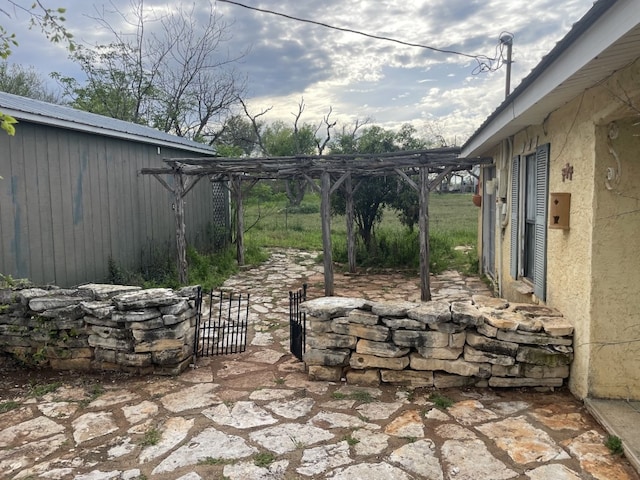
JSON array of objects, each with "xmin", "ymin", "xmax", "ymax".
[{"xmin": 0, "ymin": 92, "xmax": 228, "ymax": 286}]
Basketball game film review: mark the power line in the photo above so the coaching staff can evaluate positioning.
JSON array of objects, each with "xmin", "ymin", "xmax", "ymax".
[{"xmin": 217, "ymin": 0, "xmax": 506, "ymax": 72}]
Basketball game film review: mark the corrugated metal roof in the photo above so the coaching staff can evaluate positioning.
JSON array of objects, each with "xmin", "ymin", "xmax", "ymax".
[
  {"xmin": 0, "ymin": 91, "xmax": 215, "ymax": 155},
  {"xmin": 461, "ymin": 0, "xmax": 640, "ymax": 158}
]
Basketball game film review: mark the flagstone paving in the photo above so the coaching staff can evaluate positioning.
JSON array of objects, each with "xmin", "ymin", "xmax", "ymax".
[{"xmin": 1, "ymin": 248, "xmax": 639, "ymax": 479}]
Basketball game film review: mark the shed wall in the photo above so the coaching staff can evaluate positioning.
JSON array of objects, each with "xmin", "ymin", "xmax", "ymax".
[{"xmin": 0, "ymin": 122, "xmax": 225, "ymax": 286}]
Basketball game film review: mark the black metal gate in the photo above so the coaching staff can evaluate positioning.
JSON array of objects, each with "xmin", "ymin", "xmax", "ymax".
[
  {"xmin": 289, "ymin": 283, "xmax": 307, "ymax": 361},
  {"xmin": 194, "ymin": 288, "xmax": 250, "ymax": 357}
]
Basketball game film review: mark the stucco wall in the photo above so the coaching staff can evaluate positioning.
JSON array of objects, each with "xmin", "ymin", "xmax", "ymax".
[
  {"xmin": 590, "ymin": 116, "xmax": 640, "ymax": 399},
  {"xmin": 483, "ymin": 58, "xmax": 640, "ymax": 399}
]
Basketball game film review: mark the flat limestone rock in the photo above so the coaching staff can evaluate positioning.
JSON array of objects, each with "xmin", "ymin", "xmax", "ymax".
[
  {"xmin": 350, "ymin": 353, "xmax": 409, "ymax": 370},
  {"xmin": 388, "ymin": 439, "xmax": 444, "ymax": 480},
  {"xmin": 441, "ymin": 439, "xmax": 518, "ymax": 479},
  {"xmin": 407, "ymin": 301, "xmax": 452, "ymax": 324},
  {"xmin": 79, "ymin": 284, "xmax": 141, "ymax": 300},
  {"xmin": 356, "ymin": 339, "xmax": 410, "ymax": 358},
  {"xmin": 476, "ymin": 416, "xmax": 570, "ymax": 464},
  {"xmin": 371, "ymin": 300, "xmax": 419, "ymax": 317},
  {"xmin": 451, "ymin": 302, "xmax": 483, "ymax": 326},
  {"xmin": 113, "ymin": 288, "xmax": 179, "ymax": 310},
  {"xmin": 472, "ymin": 295, "xmax": 509, "ymax": 310},
  {"xmin": 297, "ymin": 441, "xmax": 351, "ymax": 477},
  {"xmin": 301, "ymin": 297, "xmax": 370, "ymax": 318}
]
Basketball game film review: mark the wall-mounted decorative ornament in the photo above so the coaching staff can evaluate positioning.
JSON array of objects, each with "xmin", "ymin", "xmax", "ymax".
[
  {"xmin": 549, "ymin": 193, "xmax": 571, "ymax": 229},
  {"xmin": 562, "ymin": 163, "xmax": 574, "ymax": 182}
]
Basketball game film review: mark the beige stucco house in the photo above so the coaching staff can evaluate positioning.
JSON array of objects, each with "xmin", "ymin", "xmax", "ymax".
[{"xmin": 461, "ymin": 0, "xmax": 640, "ymax": 401}]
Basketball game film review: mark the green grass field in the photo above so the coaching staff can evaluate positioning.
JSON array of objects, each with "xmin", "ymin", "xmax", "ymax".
[
  {"xmin": 243, "ymin": 191, "xmax": 479, "ymax": 274},
  {"xmin": 113, "ymin": 190, "xmax": 480, "ymax": 290}
]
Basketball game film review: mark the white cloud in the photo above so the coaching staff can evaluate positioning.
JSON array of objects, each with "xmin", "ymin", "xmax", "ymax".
[{"xmin": 4, "ymin": 0, "xmax": 596, "ymax": 143}]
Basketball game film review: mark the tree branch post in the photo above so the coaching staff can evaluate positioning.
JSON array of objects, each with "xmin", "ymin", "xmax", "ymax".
[
  {"xmin": 320, "ymin": 171, "xmax": 334, "ymax": 296},
  {"xmin": 231, "ymin": 175, "xmax": 245, "ymax": 266},
  {"xmin": 419, "ymin": 167, "xmax": 432, "ymax": 301},
  {"xmin": 173, "ymin": 172, "xmax": 189, "ymax": 284}
]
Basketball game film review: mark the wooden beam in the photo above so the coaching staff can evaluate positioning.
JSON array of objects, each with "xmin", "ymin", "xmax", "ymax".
[
  {"xmin": 320, "ymin": 171, "xmax": 334, "ymax": 296},
  {"xmin": 429, "ymin": 166, "xmax": 456, "ymax": 191},
  {"xmin": 330, "ymin": 171, "xmax": 350, "ymax": 195},
  {"xmin": 303, "ymin": 173, "xmax": 320, "ymax": 193},
  {"xmin": 394, "ymin": 168, "xmax": 419, "ymax": 192}
]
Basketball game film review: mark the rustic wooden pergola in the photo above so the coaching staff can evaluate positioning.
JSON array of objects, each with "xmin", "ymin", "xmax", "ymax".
[{"xmin": 141, "ymin": 147, "xmax": 490, "ymax": 301}]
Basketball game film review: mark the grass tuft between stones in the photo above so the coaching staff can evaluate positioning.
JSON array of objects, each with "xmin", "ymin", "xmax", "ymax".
[
  {"xmin": 198, "ymin": 456, "xmax": 236, "ymax": 466},
  {"xmin": 28, "ymin": 381, "xmax": 61, "ymax": 398},
  {"xmin": 605, "ymin": 435, "xmax": 624, "ymax": 455},
  {"xmin": 254, "ymin": 451, "xmax": 276, "ymax": 468},
  {"xmin": 139, "ymin": 427, "xmax": 161, "ymax": 447},
  {"xmin": 430, "ymin": 392, "xmax": 454, "ymax": 410},
  {"xmin": 0, "ymin": 400, "xmax": 20, "ymax": 413}
]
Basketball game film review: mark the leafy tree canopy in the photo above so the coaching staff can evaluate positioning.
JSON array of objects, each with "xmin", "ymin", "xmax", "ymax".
[
  {"xmin": 331, "ymin": 123, "xmax": 432, "ymax": 246},
  {"xmin": 0, "ymin": 1, "xmax": 73, "ymax": 136}
]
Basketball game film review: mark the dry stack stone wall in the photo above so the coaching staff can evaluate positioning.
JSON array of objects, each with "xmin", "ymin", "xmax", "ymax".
[
  {"xmin": 0, "ymin": 283, "xmax": 199, "ymax": 374},
  {"xmin": 302, "ymin": 295, "xmax": 574, "ymax": 388}
]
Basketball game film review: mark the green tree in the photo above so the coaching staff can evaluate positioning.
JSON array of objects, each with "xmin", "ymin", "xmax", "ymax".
[
  {"xmin": 0, "ymin": 1, "xmax": 73, "ymax": 135},
  {"xmin": 261, "ymin": 120, "xmax": 317, "ymax": 206},
  {"xmin": 53, "ymin": 44, "xmax": 149, "ymax": 123},
  {"xmin": 215, "ymin": 115, "xmax": 260, "ymax": 156},
  {"xmin": 331, "ymin": 123, "xmax": 431, "ymax": 247},
  {"xmin": 0, "ymin": 62, "xmax": 59, "ymax": 102}
]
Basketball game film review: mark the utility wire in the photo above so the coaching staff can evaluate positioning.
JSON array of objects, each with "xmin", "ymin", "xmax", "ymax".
[{"xmin": 217, "ymin": 0, "xmax": 507, "ymax": 72}]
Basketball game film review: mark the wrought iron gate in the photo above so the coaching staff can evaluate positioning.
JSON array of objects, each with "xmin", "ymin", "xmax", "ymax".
[
  {"xmin": 289, "ymin": 284, "xmax": 307, "ymax": 361},
  {"xmin": 194, "ymin": 288, "xmax": 250, "ymax": 357}
]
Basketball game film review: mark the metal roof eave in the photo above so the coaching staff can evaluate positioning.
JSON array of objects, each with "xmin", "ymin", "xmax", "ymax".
[
  {"xmin": 0, "ymin": 93, "xmax": 215, "ymax": 156},
  {"xmin": 461, "ymin": 0, "xmax": 640, "ymax": 159}
]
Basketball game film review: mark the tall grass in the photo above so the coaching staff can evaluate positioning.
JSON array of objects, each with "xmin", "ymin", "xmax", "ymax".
[
  {"xmin": 109, "ymin": 190, "xmax": 479, "ymax": 288},
  {"xmin": 244, "ymin": 191, "xmax": 479, "ymax": 274}
]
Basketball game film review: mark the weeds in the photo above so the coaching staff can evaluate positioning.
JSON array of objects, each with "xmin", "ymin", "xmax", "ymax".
[
  {"xmin": 344, "ymin": 434, "xmax": 360, "ymax": 446},
  {"xmin": 79, "ymin": 383, "xmax": 104, "ymax": 407},
  {"xmin": 605, "ymin": 435, "xmax": 624, "ymax": 455},
  {"xmin": 140, "ymin": 428, "xmax": 161, "ymax": 447},
  {"xmin": 331, "ymin": 390, "xmax": 375, "ymax": 403},
  {"xmin": 198, "ymin": 457, "xmax": 235, "ymax": 465},
  {"xmin": 253, "ymin": 451, "xmax": 276, "ymax": 468},
  {"xmin": 0, "ymin": 400, "xmax": 20, "ymax": 413},
  {"xmin": 349, "ymin": 390, "xmax": 375, "ymax": 403},
  {"xmin": 28, "ymin": 382, "xmax": 61, "ymax": 398},
  {"xmin": 430, "ymin": 392, "xmax": 454, "ymax": 410}
]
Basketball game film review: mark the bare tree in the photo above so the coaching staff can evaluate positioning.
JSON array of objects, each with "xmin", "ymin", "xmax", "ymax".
[
  {"xmin": 60, "ymin": 0, "xmax": 246, "ymax": 142},
  {"xmin": 314, "ymin": 106, "xmax": 337, "ymax": 155}
]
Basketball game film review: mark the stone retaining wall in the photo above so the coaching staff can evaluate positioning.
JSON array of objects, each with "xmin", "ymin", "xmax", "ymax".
[
  {"xmin": 0, "ymin": 283, "xmax": 199, "ymax": 374},
  {"xmin": 301, "ymin": 295, "xmax": 574, "ymax": 388}
]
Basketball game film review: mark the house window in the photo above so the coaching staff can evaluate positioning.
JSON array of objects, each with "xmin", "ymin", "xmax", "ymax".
[{"xmin": 510, "ymin": 143, "xmax": 549, "ymax": 300}]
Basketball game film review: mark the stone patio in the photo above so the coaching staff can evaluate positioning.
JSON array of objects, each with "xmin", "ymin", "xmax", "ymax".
[{"xmin": 0, "ymin": 248, "xmax": 638, "ymax": 479}]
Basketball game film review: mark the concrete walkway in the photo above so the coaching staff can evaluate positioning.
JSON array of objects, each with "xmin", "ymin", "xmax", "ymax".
[{"xmin": 1, "ymin": 249, "xmax": 638, "ymax": 479}]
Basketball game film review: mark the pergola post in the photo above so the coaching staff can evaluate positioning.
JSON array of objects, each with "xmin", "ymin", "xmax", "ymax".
[
  {"xmin": 150, "ymin": 170, "xmax": 204, "ymax": 285},
  {"xmin": 419, "ymin": 167, "xmax": 431, "ymax": 301},
  {"xmin": 231, "ymin": 176, "xmax": 245, "ymax": 266},
  {"xmin": 320, "ymin": 171, "xmax": 334, "ymax": 296},
  {"xmin": 173, "ymin": 172, "xmax": 188, "ymax": 284},
  {"xmin": 345, "ymin": 173, "xmax": 356, "ymax": 274}
]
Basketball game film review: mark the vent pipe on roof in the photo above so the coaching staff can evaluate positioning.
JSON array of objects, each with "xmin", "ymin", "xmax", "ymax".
[{"xmin": 500, "ymin": 33, "xmax": 514, "ymax": 99}]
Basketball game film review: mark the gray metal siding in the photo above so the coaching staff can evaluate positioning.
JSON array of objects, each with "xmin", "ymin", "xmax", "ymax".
[{"xmin": 0, "ymin": 122, "xmax": 222, "ymax": 286}]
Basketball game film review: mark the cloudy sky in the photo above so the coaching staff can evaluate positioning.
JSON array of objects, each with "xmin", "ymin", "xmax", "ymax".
[{"xmin": 5, "ymin": 0, "xmax": 596, "ymax": 144}]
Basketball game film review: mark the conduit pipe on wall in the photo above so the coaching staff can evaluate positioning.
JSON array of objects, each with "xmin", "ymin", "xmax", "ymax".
[{"xmin": 496, "ymin": 136, "xmax": 513, "ymax": 298}]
